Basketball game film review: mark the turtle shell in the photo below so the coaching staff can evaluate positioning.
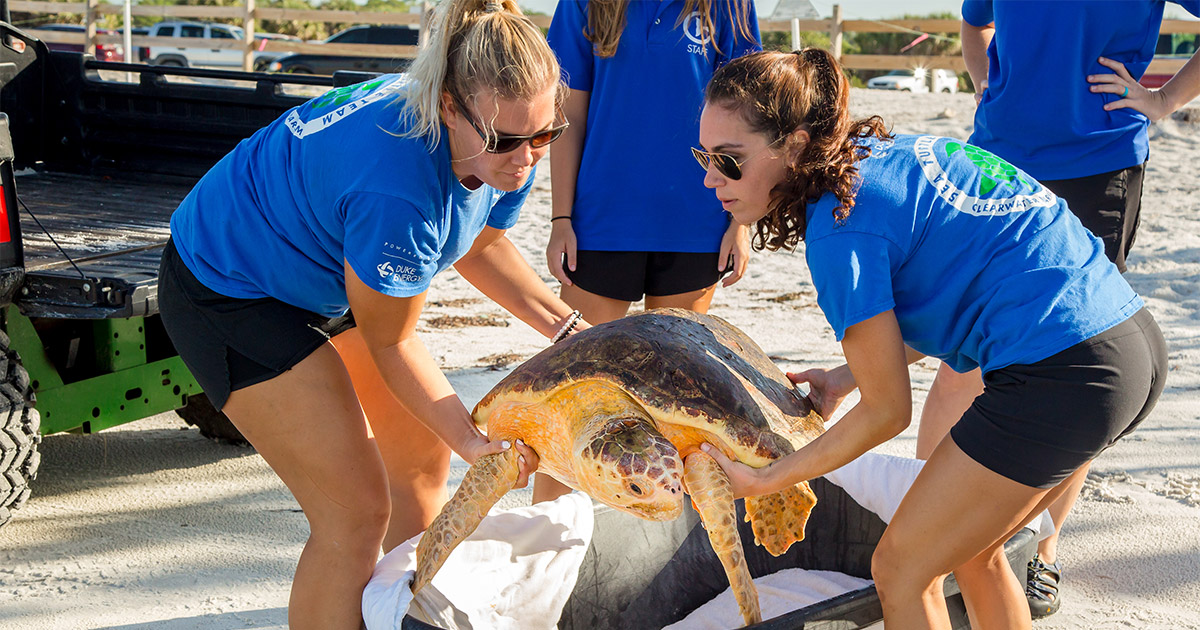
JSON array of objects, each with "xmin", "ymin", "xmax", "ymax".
[{"xmin": 474, "ymin": 308, "xmax": 823, "ymax": 465}]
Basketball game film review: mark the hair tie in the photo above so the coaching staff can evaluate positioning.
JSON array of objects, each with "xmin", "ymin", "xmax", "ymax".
[{"xmin": 482, "ymin": 0, "xmax": 503, "ymax": 12}]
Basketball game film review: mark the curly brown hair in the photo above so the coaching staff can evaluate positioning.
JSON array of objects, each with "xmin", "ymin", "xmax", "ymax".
[{"xmin": 705, "ymin": 49, "xmax": 891, "ymax": 251}]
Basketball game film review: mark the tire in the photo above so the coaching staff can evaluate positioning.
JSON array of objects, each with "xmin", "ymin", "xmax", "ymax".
[
  {"xmin": 176, "ymin": 393, "xmax": 250, "ymax": 446},
  {"xmin": 0, "ymin": 330, "xmax": 41, "ymax": 530},
  {"xmin": 156, "ymin": 58, "xmax": 185, "ymax": 67},
  {"xmin": 286, "ymin": 66, "xmax": 314, "ymax": 74}
]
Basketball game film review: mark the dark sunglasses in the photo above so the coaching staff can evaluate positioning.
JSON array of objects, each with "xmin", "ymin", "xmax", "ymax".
[
  {"xmin": 454, "ymin": 94, "xmax": 569, "ymax": 154},
  {"xmin": 691, "ymin": 135, "xmax": 785, "ymax": 180}
]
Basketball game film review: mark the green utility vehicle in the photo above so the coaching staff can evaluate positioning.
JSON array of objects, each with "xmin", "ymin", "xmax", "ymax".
[{"xmin": 0, "ymin": 16, "xmax": 352, "ymax": 528}]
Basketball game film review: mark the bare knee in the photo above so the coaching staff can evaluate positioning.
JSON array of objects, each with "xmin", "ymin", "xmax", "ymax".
[
  {"xmin": 872, "ymin": 533, "xmax": 945, "ymax": 599},
  {"xmin": 307, "ymin": 475, "xmax": 392, "ymax": 558}
]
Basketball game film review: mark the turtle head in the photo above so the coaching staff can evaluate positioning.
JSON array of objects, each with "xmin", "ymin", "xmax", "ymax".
[{"xmin": 574, "ymin": 416, "xmax": 684, "ymax": 521}]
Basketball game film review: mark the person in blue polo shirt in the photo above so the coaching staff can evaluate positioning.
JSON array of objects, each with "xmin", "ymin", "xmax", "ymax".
[
  {"xmin": 914, "ymin": 1, "xmax": 1200, "ymax": 617},
  {"xmin": 535, "ymin": 0, "xmax": 761, "ymax": 502},
  {"xmin": 694, "ymin": 49, "xmax": 1166, "ymax": 628},
  {"xmin": 157, "ymin": 1, "xmax": 585, "ymax": 628}
]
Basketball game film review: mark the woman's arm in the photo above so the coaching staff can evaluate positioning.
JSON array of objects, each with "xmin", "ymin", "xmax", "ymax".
[
  {"xmin": 1090, "ymin": 50, "xmax": 1200, "ymax": 121},
  {"xmin": 704, "ymin": 310, "xmax": 913, "ymax": 498},
  {"xmin": 718, "ymin": 221, "xmax": 750, "ymax": 286},
  {"xmin": 961, "ymin": 20, "xmax": 994, "ymax": 103},
  {"xmin": 455, "ymin": 226, "xmax": 587, "ymax": 338},
  {"xmin": 546, "ymin": 88, "xmax": 590, "ymax": 285},
  {"xmin": 345, "ymin": 261, "xmax": 537, "ymax": 476}
]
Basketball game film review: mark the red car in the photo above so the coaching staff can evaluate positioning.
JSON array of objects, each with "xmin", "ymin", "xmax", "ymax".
[{"xmin": 36, "ymin": 24, "xmax": 125, "ymax": 62}]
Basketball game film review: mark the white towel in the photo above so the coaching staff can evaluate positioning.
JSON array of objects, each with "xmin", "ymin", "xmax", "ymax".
[
  {"xmin": 664, "ymin": 569, "xmax": 873, "ymax": 630},
  {"xmin": 825, "ymin": 452, "xmax": 1057, "ymax": 539},
  {"xmin": 361, "ymin": 491, "xmax": 596, "ymax": 630}
]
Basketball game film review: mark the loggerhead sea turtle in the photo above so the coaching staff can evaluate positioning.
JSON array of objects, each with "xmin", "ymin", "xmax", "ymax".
[{"xmin": 413, "ymin": 308, "xmax": 826, "ymax": 626}]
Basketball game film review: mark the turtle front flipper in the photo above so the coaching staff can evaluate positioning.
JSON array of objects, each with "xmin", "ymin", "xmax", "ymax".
[
  {"xmin": 683, "ymin": 451, "xmax": 761, "ymax": 627},
  {"xmin": 744, "ymin": 481, "xmax": 817, "ymax": 556},
  {"xmin": 413, "ymin": 447, "xmax": 520, "ymax": 593}
]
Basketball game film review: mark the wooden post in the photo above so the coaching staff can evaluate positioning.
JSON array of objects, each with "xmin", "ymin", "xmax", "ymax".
[
  {"xmin": 243, "ymin": 0, "xmax": 257, "ymax": 72},
  {"xmin": 418, "ymin": 1, "xmax": 431, "ymax": 50},
  {"xmin": 829, "ymin": 4, "xmax": 843, "ymax": 61},
  {"xmin": 84, "ymin": 0, "xmax": 99, "ymax": 56},
  {"xmin": 790, "ymin": 17, "xmax": 801, "ymax": 51}
]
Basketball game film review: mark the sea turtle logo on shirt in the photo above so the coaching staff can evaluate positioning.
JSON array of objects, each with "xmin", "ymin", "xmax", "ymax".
[
  {"xmin": 913, "ymin": 135, "xmax": 1055, "ymax": 216},
  {"xmin": 285, "ymin": 75, "xmax": 408, "ymax": 139},
  {"xmin": 682, "ymin": 11, "xmax": 711, "ymax": 55}
]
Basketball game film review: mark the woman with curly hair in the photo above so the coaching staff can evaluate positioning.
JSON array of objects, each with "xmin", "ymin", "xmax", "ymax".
[{"xmin": 694, "ymin": 49, "xmax": 1166, "ymax": 628}]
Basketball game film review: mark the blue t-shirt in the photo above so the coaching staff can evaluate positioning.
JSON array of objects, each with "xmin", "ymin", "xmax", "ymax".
[
  {"xmin": 962, "ymin": 0, "xmax": 1200, "ymax": 180},
  {"xmin": 547, "ymin": 0, "xmax": 760, "ymax": 252},
  {"xmin": 170, "ymin": 75, "xmax": 532, "ymax": 318},
  {"xmin": 804, "ymin": 135, "xmax": 1143, "ymax": 374}
]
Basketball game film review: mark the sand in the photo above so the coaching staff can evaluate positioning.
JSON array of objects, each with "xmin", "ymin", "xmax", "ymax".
[{"xmin": 1, "ymin": 87, "xmax": 1198, "ymax": 629}]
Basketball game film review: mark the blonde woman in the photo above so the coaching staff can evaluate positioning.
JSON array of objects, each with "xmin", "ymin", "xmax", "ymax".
[
  {"xmin": 157, "ymin": 1, "xmax": 585, "ymax": 627},
  {"xmin": 537, "ymin": 0, "xmax": 760, "ymax": 502}
]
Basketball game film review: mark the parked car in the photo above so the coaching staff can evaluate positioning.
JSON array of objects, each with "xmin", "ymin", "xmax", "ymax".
[
  {"xmin": 866, "ymin": 68, "xmax": 958, "ymax": 94},
  {"xmin": 252, "ymin": 32, "xmax": 302, "ymax": 71},
  {"xmin": 139, "ymin": 21, "xmax": 244, "ymax": 68},
  {"xmin": 265, "ymin": 25, "xmax": 419, "ymax": 75},
  {"xmin": 34, "ymin": 23, "xmax": 124, "ymax": 62},
  {"xmin": 1140, "ymin": 32, "xmax": 1198, "ymax": 88}
]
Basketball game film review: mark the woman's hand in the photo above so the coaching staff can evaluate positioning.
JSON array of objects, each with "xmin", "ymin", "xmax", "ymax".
[
  {"xmin": 718, "ymin": 221, "xmax": 750, "ymax": 287},
  {"xmin": 1089, "ymin": 56, "xmax": 1174, "ymax": 121},
  {"xmin": 545, "ymin": 219, "xmax": 578, "ymax": 286},
  {"xmin": 787, "ymin": 364, "xmax": 857, "ymax": 420},
  {"xmin": 463, "ymin": 436, "xmax": 541, "ymax": 489},
  {"xmin": 698, "ymin": 443, "xmax": 775, "ymax": 499}
]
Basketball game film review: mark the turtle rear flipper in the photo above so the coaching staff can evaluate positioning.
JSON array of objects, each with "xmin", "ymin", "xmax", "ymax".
[
  {"xmin": 413, "ymin": 447, "xmax": 520, "ymax": 593},
  {"xmin": 683, "ymin": 451, "xmax": 761, "ymax": 627},
  {"xmin": 745, "ymin": 481, "xmax": 817, "ymax": 556}
]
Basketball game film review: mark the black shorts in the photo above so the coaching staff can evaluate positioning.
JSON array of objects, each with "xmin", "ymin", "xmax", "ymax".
[
  {"xmin": 1042, "ymin": 162, "xmax": 1145, "ymax": 273},
  {"xmin": 158, "ymin": 240, "xmax": 355, "ymax": 410},
  {"xmin": 950, "ymin": 308, "xmax": 1167, "ymax": 488},
  {"xmin": 564, "ymin": 250, "xmax": 731, "ymax": 302}
]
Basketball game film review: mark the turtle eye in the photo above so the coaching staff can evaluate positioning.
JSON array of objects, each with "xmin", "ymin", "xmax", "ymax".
[{"xmin": 627, "ymin": 481, "xmax": 644, "ymax": 496}]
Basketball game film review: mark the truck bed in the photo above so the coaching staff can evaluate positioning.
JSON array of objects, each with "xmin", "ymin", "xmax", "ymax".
[{"xmin": 14, "ymin": 170, "xmax": 194, "ymax": 319}]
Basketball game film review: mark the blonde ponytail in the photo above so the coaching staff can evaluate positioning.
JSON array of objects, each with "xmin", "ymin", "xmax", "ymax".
[{"xmin": 399, "ymin": 0, "xmax": 562, "ymax": 148}]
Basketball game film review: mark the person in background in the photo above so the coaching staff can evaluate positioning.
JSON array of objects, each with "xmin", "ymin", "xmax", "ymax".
[
  {"xmin": 916, "ymin": 1, "xmax": 1200, "ymax": 617},
  {"xmin": 695, "ymin": 49, "xmax": 1166, "ymax": 629},
  {"xmin": 157, "ymin": 1, "xmax": 588, "ymax": 627},
  {"xmin": 535, "ymin": 0, "xmax": 761, "ymax": 503}
]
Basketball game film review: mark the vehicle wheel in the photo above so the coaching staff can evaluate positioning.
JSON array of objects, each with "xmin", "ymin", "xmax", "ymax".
[
  {"xmin": 287, "ymin": 66, "xmax": 314, "ymax": 74},
  {"xmin": 942, "ymin": 88, "xmax": 952, "ymax": 93},
  {"xmin": 176, "ymin": 393, "xmax": 250, "ymax": 446},
  {"xmin": 0, "ymin": 330, "xmax": 41, "ymax": 530},
  {"xmin": 157, "ymin": 59, "xmax": 185, "ymax": 67}
]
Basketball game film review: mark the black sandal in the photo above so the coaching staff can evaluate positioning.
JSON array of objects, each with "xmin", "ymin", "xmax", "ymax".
[{"xmin": 1026, "ymin": 553, "xmax": 1063, "ymax": 618}]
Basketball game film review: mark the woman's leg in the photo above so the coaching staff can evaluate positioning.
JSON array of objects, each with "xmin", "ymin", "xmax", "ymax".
[
  {"xmin": 872, "ymin": 436, "xmax": 1072, "ymax": 630},
  {"xmin": 330, "ymin": 328, "xmax": 452, "ymax": 551},
  {"xmin": 222, "ymin": 343, "xmax": 390, "ymax": 630},
  {"xmin": 915, "ymin": 363, "xmax": 983, "ymax": 460},
  {"xmin": 645, "ymin": 284, "xmax": 718, "ymax": 314},
  {"xmin": 533, "ymin": 283, "xmax": 632, "ymax": 503}
]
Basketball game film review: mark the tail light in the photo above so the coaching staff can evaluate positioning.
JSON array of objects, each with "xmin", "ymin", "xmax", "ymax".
[
  {"xmin": 138, "ymin": 47, "xmax": 150, "ymax": 62},
  {"xmin": 0, "ymin": 183, "xmax": 11, "ymax": 244}
]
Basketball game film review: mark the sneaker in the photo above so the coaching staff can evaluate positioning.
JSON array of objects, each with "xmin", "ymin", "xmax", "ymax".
[{"xmin": 1026, "ymin": 553, "xmax": 1063, "ymax": 618}]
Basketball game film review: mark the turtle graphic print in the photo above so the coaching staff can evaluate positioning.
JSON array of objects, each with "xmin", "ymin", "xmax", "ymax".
[{"xmin": 913, "ymin": 135, "xmax": 1056, "ymax": 216}]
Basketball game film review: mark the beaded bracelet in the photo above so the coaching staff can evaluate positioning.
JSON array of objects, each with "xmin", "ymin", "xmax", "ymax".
[{"xmin": 552, "ymin": 310, "xmax": 583, "ymax": 344}]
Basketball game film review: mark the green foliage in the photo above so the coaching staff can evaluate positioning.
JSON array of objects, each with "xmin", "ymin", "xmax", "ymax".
[{"xmin": 761, "ymin": 30, "xmax": 831, "ymax": 53}]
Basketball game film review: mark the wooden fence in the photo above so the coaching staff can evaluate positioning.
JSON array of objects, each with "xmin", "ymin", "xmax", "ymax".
[{"xmin": 10, "ymin": 1, "xmax": 1199, "ymax": 76}]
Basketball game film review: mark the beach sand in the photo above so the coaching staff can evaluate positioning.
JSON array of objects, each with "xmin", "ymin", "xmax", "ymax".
[{"xmin": 1, "ymin": 88, "xmax": 1198, "ymax": 629}]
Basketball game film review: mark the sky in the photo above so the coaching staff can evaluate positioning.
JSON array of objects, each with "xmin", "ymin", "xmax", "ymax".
[{"xmin": 519, "ymin": 0, "xmax": 1200, "ymax": 21}]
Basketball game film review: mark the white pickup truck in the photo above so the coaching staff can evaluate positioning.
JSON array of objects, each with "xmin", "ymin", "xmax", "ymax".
[{"xmin": 139, "ymin": 21, "xmax": 293, "ymax": 69}]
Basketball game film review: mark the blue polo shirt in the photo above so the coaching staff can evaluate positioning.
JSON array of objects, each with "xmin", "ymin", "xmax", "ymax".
[
  {"xmin": 962, "ymin": 0, "xmax": 1200, "ymax": 180},
  {"xmin": 804, "ymin": 135, "xmax": 1143, "ymax": 374},
  {"xmin": 170, "ymin": 75, "xmax": 532, "ymax": 318},
  {"xmin": 547, "ymin": 0, "xmax": 760, "ymax": 252}
]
